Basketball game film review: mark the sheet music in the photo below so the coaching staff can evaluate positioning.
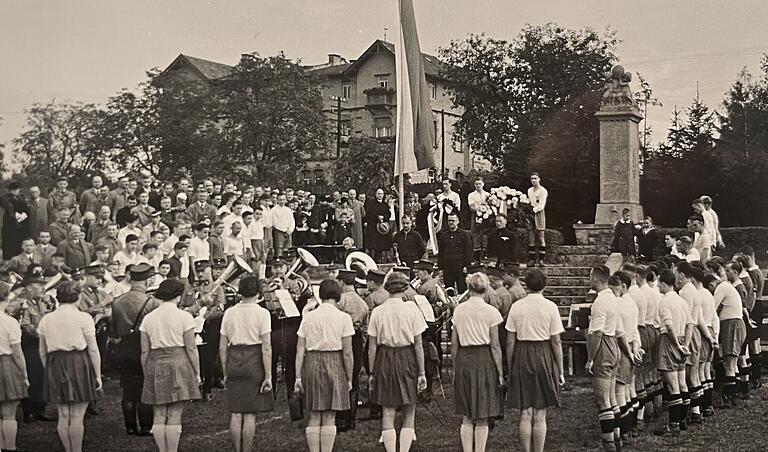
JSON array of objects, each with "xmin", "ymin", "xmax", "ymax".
[
  {"xmin": 414, "ymin": 295, "xmax": 436, "ymax": 322},
  {"xmin": 275, "ymin": 289, "xmax": 301, "ymax": 318},
  {"xmin": 194, "ymin": 306, "xmax": 208, "ymax": 333}
]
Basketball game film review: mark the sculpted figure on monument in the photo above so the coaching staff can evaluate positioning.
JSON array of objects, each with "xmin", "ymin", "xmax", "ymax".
[{"xmin": 601, "ymin": 65, "xmax": 636, "ymax": 107}]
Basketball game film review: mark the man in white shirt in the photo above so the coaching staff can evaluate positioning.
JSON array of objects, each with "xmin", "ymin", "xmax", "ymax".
[
  {"xmin": 437, "ymin": 179, "xmax": 461, "ymax": 211},
  {"xmin": 113, "ymin": 234, "xmax": 142, "ymax": 277},
  {"xmin": 586, "ymin": 265, "xmax": 631, "ymax": 450},
  {"xmin": 245, "ymin": 209, "xmax": 266, "ymax": 279},
  {"xmin": 271, "ymin": 194, "xmax": 295, "ymax": 259},
  {"xmin": 699, "ymin": 196, "xmax": 724, "ymax": 249},
  {"xmin": 527, "ymin": 172, "xmax": 549, "ymax": 266},
  {"xmin": 188, "ymin": 223, "xmax": 211, "ymax": 281},
  {"xmin": 467, "ymin": 176, "xmax": 490, "ymax": 260},
  {"xmin": 689, "ymin": 215, "xmax": 712, "ymax": 262},
  {"xmin": 223, "ymin": 221, "xmax": 248, "ymax": 259},
  {"xmin": 117, "ymin": 213, "xmax": 145, "ymax": 249}
]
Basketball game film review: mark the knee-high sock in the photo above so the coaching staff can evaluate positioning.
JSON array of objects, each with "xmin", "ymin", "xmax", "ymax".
[
  {"xmin": 399, "ymin": 427, "xmax": 415, "ymax": 452},
  {"xmin": 381, "ymin": 429, "xmax": 396, "ymax": 452},
  {"xmin": 474, "ymin": 425, "xmax": 489, "ymax": 452},
  {"xmin": 151, "ymin": 424, "xmax": 167, "ymax": 452},
  {"xmin": 320, "ymin": 426, "xmax": 337, "ymax": 452},
  {"xmin": 598, "ymin": 408, "xmax": 615, "ymax": 443},
  {"xmin": 57, "ymin": 419, "xmax": 70, "ymax": 452},
  {"xmin": 2, "ymin": 419, "xmax": 18, "ymax": 450},
  {"xmin": 460, "ymin": 423, "xmax": 474, "ymax": 452},
  {"xmin": 305, "ymin": 426, "xmax": 321, "ymax": 452},
  {"xmin": 165, "ymin": 425, "xmax": 182, "ymax": 452},
  {"xmin": 69, "ymin": 424, "xmax": 85, "ymax": 452}
]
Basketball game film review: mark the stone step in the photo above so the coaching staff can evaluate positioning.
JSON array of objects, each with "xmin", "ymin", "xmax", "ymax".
[
  {"xmin": 527, "ymin": 265, "xmax": 592, "ymax": 277},
  {"xmin": 548, "ymin": 294, "xmax": 588, "ymax": 306},
  {"xmin": 562, "ymin": 254, "xmax": 610, "ymax": 267},
  {"xmin": 558, "ymin": 244, "xmax": 611, "ymax": 255},
  {"xmin": 545, "ymin": 275, "xmax": 591, "ymax": 287},
  {"xmin": 544, "ymin": 286, "xmax": 590, "ymax": 297}
]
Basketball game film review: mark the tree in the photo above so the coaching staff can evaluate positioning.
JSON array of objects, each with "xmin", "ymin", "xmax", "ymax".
[
  {"xmin": 12, "ymin": 101, "xmax": 115, "ymax": 187},
  {"xmin": 215, "ymin": 52, "xmax": 329, "ymax": 186},
  {"xmin": 439, "ymin": 24, "xmax": 619, "ymax": 187},
  {"xmin": 333, "ymin": 137, "xmax": 395, "ymax": 196}
]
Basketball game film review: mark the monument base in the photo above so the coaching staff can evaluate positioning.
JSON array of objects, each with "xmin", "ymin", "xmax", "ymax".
[
  {"xmin": 573, "ymin": 223, "xmax": 615, "ymax": 246},
  {"xmin": 595, "ymin": 203, "xmax": 644, "ymax": 226}
]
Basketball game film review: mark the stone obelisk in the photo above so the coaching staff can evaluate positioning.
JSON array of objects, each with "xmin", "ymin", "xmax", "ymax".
[{"xmin": 574, "ymin": 65, "xmax": 644, "ymax": 246}]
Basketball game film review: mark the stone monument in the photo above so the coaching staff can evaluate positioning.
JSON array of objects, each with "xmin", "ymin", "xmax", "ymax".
[{"xmin": 574, "ymin": 65, "xmax": 644, "ymax": 247}]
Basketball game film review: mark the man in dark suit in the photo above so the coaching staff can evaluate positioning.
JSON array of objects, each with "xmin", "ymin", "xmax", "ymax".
[
  {"xmin": 57, "ymin": 224, "xmax": 94, "ymax": 269},
  {"xmin": 636, "ymin": 216, "xmax": 658, "ymax": 263},
  {"xmin": 185, "ymin": 191, "xmax": 217, "ymax": 224},
  {"xmin": 27, "ymin": 186, "xmax": 49, "ymax": 241},
  {"xmin": 437, "ymin": 212, "xmax": 473, "ymax": 293},
  {"xmin": 35, "ymin": 231, "xmax": 57, "ymax": 271},
  {"xmin": 611, "ymin": 208, "xmax": 638, "ymax": 261},
  {"xmin": 9, "ymin": 237, "xmax": 42, "ymax": 275},
  {"xmin": 1, "ymin": 181, "xmax": 30, "ymax": 259},
  {"xmin": 486, "ymin": 213, "xmax": 518, "ymax": 265}
]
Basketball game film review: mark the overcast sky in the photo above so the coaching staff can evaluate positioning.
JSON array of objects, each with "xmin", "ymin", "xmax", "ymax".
[{"xmin": 2, "ymin": 0, "xmax": 767, "ymax": 157}]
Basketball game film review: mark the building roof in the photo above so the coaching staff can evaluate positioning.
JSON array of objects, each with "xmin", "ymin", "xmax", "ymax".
[
  {"xmin": 306, "ymin": 62, "xmax": 352, "ymax": 77},
  {"xmin": 344, "ymin": 40, "xmax": 445, "ymax": 79},
  {"xmin": 154, "ymin": 54, "xmax": 235, "ymax": 86}
]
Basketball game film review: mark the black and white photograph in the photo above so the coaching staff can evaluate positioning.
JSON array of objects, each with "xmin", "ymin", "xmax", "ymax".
[{"xmin": 1, "ymin": 1, "xmax": 768, "ymax": 450}]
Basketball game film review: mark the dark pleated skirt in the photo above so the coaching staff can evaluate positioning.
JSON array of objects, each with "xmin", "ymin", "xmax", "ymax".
[
  {"xmin": 372, "ymin": 345, "xmax": 417, "ymax": 408},
  {"xmin": 453, "ymin": 345, "xmax": 503, "ymax": 420},
  {"xmin": 45, "ymin": 349, "xmax": 98, "ymax": 404},
  {"xmin": 0, "ymin": 354, "xmax": 27, "ymax": 402},
  {"xmin": 302, "ymin": 350, "xmax": 349, "ymax": 412},
  {"xmin": 141, "ymin": 347, "xmax": 201, "ymax": 405},
  {"xmin": 507, "ymin": 341, "xmax": 560, "ymax": 410},
  {"xmin": 226, "ymin": 344, "xmax": 274, "ymax": 413}
]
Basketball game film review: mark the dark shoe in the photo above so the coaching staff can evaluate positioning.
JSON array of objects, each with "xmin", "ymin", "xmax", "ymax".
[
  {"xmin": 703, "ymin": 407, "xmax": 715, "ymax": 417},
  {"xmin": 87, "ymin": 404, "xmax": 100, "ymax": 416},
  {"xmin": 653, "ymin": 423, "xmax": 680, "ymax": 436},
  {"xmin": 679, "ymin": 419, "xmax": 687, "ymax": 431},
  {"xmin": 689, "ymin": 413, "xmax": 703, "ymax": 425},
  {"xmin": 136, "ymin": 428, "xmax": 153, "ymax": 437},
  {"xmin": 212, "ymin": 378, "xmax": 225, "ymax": 389},
  {"xmin": 126, "ymin": 427, "xmax": 138, "ymax": 436},
  {"xmin": 34, "ymin": 412, "xmax": 56, "ymax": 422},
  {"xmin": 204, "ymin": 393, "xmax": 213, "ymax": 402},
  {"xmin": 601, "ymin": 440, "xmax": 617, "ymax": 452},
  {"xmin": 23, "ymin": 414, "xmax": 36, "ymax": 424}
]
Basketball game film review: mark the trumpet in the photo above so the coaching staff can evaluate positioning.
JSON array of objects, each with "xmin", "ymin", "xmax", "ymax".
[{"xmin": 410, "ymin": 277, "xmax": 422, "ymax": 290}]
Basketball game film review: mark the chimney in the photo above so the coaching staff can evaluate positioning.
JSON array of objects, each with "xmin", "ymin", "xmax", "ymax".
[{"xmin": 328, "ymin": 54, "xmax": 347, "ymax": 66}]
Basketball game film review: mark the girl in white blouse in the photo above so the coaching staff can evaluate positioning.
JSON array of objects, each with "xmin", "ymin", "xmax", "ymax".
[
  {"xmin": 218, "ymin": 275, "xmax": 273, "ymax": 452},
  {"xmin": 37, "ymin": 281, "xmax": 102, "ymax": 452},
  {"xmin": 451, "ymin": 272, "xmax": 504, "ymax": 452},
  {"xmin": 0, "ymin": 284, "xmax": 28, "ymax": 452},
  {"xmin": 140, "ymin": 279, "xmax": 201, "ymax": 452},
  {"xmin": 505, "ymin": 268, "xmax": 565, "ymax": 452},
  {"xmin": 294, "ymin": 279, "xmax": 354, "ymax": 452}
]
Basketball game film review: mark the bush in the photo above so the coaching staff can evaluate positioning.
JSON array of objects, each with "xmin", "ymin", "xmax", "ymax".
[{"xmin": 652, "ymin": 227, "xmax": 768, "ymax": 266}]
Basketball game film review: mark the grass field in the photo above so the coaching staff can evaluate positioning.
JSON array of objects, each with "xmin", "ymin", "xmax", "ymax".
[{"xmin": 16, "ymin": 374, "xmax": 768, "ymax": 451}]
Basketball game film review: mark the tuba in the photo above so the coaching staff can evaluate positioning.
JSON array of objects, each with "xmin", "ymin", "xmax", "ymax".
[
  {"xmin": 271, "ymin": 247, "xmax": 320, "ymax": 295},
  {"xmin": 211, "ymin": 255, "xmax": 253, "ymax": 293}
]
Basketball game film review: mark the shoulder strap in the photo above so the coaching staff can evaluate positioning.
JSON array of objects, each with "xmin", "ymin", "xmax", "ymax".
[{"xmin": 131, "ymin": 295, "xmax": 153, "ymax": 332}]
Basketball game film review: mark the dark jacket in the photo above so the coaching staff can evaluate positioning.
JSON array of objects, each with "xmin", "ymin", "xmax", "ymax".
[
  {"xmin": 393, "ymin": 229, "xmax": 426, "ymax": 265},
  {"xmin": 611, "ymin": 220, "xmax": 637, "ymax": 256},
  {"xmin": 636, "ymin": 228, "xmax": 658, "ymax": 262},
  {"xmin": 486, "ymin": 227, "xmax": 518, "ymax": 264},
  {"xmin": 437, "ymin": 228, "xmax": 473, "ymax": 268}
]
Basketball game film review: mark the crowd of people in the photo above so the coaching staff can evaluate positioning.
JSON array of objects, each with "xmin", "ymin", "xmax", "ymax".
[{"xmin": 0, "ymin": 172, "xmax": 763, "ymax": 452}]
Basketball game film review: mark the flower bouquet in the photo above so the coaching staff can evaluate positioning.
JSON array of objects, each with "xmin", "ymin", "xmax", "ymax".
[{"xmin": 488, "ymin": 186, "xmax": 532, "ymax": 228}]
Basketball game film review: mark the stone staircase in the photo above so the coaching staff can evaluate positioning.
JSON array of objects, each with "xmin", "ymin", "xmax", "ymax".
[{"xmin": 538, "ymin": 265, "xmax": 593, "ymax": 318}]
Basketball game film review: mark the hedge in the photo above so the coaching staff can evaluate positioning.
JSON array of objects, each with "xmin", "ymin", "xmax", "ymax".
[{"xmin": 652, "ymin": 227, "xmax": 768, "ymax": 266}]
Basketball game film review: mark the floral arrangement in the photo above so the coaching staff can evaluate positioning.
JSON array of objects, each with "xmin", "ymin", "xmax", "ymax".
[{"xmin": 476, "ymin": 186, "xmax": 533, "ymax": 229}]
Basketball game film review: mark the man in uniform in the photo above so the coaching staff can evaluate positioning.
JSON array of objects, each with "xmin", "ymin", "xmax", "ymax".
[
  {"xmin": 79, "ymin": 264, "xmax": 114, "ymax": 374},
  {"xmin": 110, "ymin": 263, "xmax": 159, "ymax": 436},
  {"xmin": 413, "ymin": 260, "xmax": 445, "ymax": 398},
  {"xmin": 5, "ymin": 274, "xmax": 56, "ymax": 423},
  {"xmin": 364, "ymin": 269, "xmax": 388, "ymax": 311},
  {"xmin": 336, "ymin": 269, "xmax": 370, "ymax": 431},
  {"xmin": 263, "ymin": 258, "xmax": 303, "ymax": 396},
  {"xmin": 198, "ymin": 258, "xmax": 229, "ymax": 400},
  {"xmin": 437, "ymin": 212, "xmax": 473, "ymax": 293},
  {"xmin": 487, "ymin": 266, "xmax": 513, "ymax": 373}
]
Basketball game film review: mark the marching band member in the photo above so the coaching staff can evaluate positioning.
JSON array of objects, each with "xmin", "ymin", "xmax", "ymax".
[
  {"xmin": 140, "ymin": 279, "xmax": 201, "ymax": 452},
  {"xmin": 364, "ymin": 270, "xmax": 388, "ymax": 311},
  {"xmin": 5, "ymin": 274, "xmax": 55, "ymax": 423},
  {"xmin": 505, "ymin": 268, "xmax": 564, "ymax": 452},
  {"xmin": 219, "ymin": 275, "xmax": 273, "ymax": 452},
  {"xmin": 0, "ymin": 284, "xmax": 27, "ymax": 452},
  {"xmin": 294, "ymin": 279, "xmax": 355, "ymax": 452},
  {"xmin": 451, "ymin": 272, "xmax": 503, "ymax": 452},
  {"xmin": 367, "ymin": 272, "xmax": 427, "ymax": 452},
  {"xmin": 111, "ymin": 263, "xmax": 159, "ymax": 436},
  {"xmin": 264, "ymin": 258, "xmax": 303, "ymax": 395},
  {"xmin": 335, "ymin": 269, "xmax": 369, "ymax": 432},
  {"xmin": 585, "ymin": 265, "xmax": 629, "ymax": 451},
  {"xmin": 38, "ymin": 280, "xmax": 102, "ymax": 452}
]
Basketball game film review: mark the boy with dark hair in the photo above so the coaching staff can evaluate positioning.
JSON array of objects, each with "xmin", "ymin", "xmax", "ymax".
[{"xmin": 611, "ymin": 208, "xmax": 638, "ymax": 262}]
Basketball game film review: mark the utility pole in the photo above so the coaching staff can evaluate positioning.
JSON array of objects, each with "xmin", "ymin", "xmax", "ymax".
[
  {"xmin": 329, "ymin": 96, "xmax": 348, "ymax": 158},
  {"xmin": 440, "ymin": 108, "xmax": 446, "ymax": 179}
]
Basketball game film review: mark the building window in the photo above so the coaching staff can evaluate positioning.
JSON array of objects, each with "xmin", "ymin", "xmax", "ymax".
[
  {"xmin": 342, "ymin": 84, "xmax": 351, "ymax": 99},
  {"xmin": 313, "ymin": 169, "xmax": 325, "ymax": 184},
  {"xmin": 341, "ymin": 121, "xmax": 351, "ymax": 137},
  {"xmin": 302, "ymin": 170, "xmax": 312, "ymax": 185},
  {"xmin": 433, "ymin": 120, "xmax": 439, "ymax": 147},
  {"xmin": 428, "ymin": 168, "xmax": 437, "ymax": 183},
  {"xmin": 431, "ymin": 84, "xmax": 437, "ymax": 99},
  {"xmin": 453, "ymin": 136, "xmax": 465, "ymax": 153},
  {"xmin": 377, "ymin": 75, "xmax": 390, "ymax": 89},
  {"xmin": 374, "ymin": 126, "xmax": 390, "ymax": 138}
]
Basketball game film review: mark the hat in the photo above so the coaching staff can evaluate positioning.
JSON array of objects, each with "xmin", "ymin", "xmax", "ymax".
[
  {"xmin": 327, "ymin": 263, "xmax": 343, "ymax": 271},
  {"xmin": 392, "ymin": 266, "xmax": 411, "ymax": 275},
  {"xmin": 85, "ymin": 264, "xmax": 105, "ymax": 276},
  {"xmin": 70, "ymin": 267, "xmax": 86, "ymax": 279},
  {"xmin": 125, "ymin": 234, "xmax": 139, "ymax": 244},
  {"xmin": 384, "ymin": 272, "xmax": 410, "ymax": 294},
  {"xmin": 414, "ymin": 260, "xmax": 436, "ymax": 272},
  {"xmin": 211, "ymin": 258, "xmax": 228, "ymax": 269},
  {"xmin": 151, "ymin": 211, "xmax": 161, "ymax": 218},
  {"xmin": 466, "ymin": 263, "xmax": 487, "ymax": 275},
  {"xmin": 8, "ymin": 182, "xmax": 21, "ymax": 191},
  {"xmin": 337, "ymin": 269, "xmax": 357, "ymax": 285},
  {"xmin": 376, "ymin": 222, "xmax": 391, "ymax": 235},
  {"xmin": 126, "ymin": 212, "xmax": 139, "ymax": 223},
  {"xmin": 176, "ymin": 192, "xmax": 188, "ymax": 201},
  {"xmin": 154, "ymin": 279, "xmax": 186, "ymax": 301},
  {"xmin": 367, "ymin": 269, "xmax": 386, "ymax": 285},
  {"xmin": 23, "ymin": 275, "xmax": 46, "ymax": 286},
  {"xmin": 194, "ymin": 260, "xmax": 210, "ymax": 271},
  {"xmin": 129, "ymin": 262, "xmax": 154, "ymax": 282},
  {"xmin": 486, "ymin": 266, "xmax": 505, "ymax": 279},
  {"xmin": 271, "ymin": 258, "xmax": 289, "ymax": 267}
]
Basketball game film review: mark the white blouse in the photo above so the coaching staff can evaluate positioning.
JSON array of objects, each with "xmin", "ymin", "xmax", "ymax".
[
  {"xmin": 297, "ymin": 303, "xmax": 355, "ymax": 351},
  {"xmin": 140, "ymin": 302, "xmax": 196, "ymax": 349},
  {"xmin": 452, "ymin": 296, "xmax": 503, "ymax": 346},
  {"xmin": 0, "ymin": 311, "xmax": 22, "ymax": 355},
  {"xmin": 505, "ymin": 293, "xmax": 564, "ymax": 341},
  {"xmin": 38, "ymin": 304, "xmax": 95, "ymax": 352},
  {"xmin": 368, "ymin": 298, "xmax": 427, "ymax": 347},
  {"xmin": 220, "ymin": 303, "xmax": 272, "ymax": 346}
]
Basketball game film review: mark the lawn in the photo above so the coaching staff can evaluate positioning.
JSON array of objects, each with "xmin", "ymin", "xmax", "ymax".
[{"xmin": 16, "ymin": 374, "xmax": 768, "ymax": 451}]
